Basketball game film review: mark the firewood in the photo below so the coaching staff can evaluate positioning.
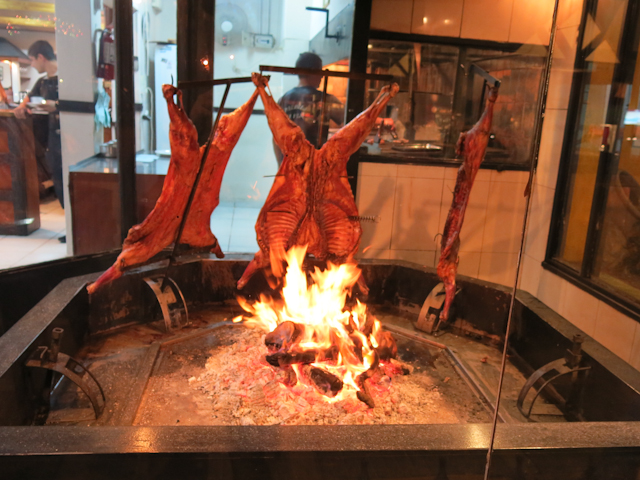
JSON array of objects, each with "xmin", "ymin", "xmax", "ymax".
[
  {"xmin": 356, "ymin": 351, "xmax": 379, "ymax": 408},
  {"xmin": 375, "ymin": 331, "xmax": 398, "ymax": 361},
  {"xmin": 301, "ymin": 365, "xmax": 343, "ymax": 397},
  {"xmin": 389, "ymin": 358, "xmax": 413, "ymax": 375},
  {"xmin": 265, "ymin": 321, "xmax": 305, "ymax": 352},
  {"xmin": 282, "ymin": 365, "xmax": 298, "ymax": 387},
  {"xmin": 265, "ymin": 346, "xmax": 338, "ymax": 367}
]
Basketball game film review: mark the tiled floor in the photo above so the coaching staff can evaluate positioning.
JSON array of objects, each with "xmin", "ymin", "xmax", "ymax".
[
  {"xmin": 0, "ymin": 197, "xmax": 68, "ymax": 270},
  {"xmin": 0, "ymin": 201, "xmax": 260, "ymax": 271}
]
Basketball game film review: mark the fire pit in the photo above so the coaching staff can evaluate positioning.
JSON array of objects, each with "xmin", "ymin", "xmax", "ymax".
[{"xmin": 2, "ymin": 256, "xmax": 640, "ymax": 479}]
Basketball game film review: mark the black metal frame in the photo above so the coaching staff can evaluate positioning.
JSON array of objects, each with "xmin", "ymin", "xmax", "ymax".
[
  {"xmin": 544, "ymin": 0, "xmax": 640, "ymax": 322},
  {"xmin": 114, "ymin": 0, "xmax": 137, "ymax": 240}
]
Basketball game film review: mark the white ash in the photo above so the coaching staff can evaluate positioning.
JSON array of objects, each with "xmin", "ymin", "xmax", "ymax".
[{"xmin": 190, "ymin": 327, "xmax": 465, "ymax": 426}]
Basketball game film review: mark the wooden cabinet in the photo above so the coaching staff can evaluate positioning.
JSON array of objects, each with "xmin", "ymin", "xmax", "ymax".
[
  {"xmin": 69, "ymin": 159, "xmax": 165, "ymax": 255},
  {"xmin": 0, "ymin": 112, "xmax": 40, "ymax": 235}
]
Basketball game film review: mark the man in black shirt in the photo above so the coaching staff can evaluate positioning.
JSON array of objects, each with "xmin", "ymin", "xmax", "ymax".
[
  {"xmin": 274, "ymin": 52, "xmax": 344, "ymax": 166},
  {"xmin": 14, "ymin": 41, "xmax": 63, "ymax": 219}
]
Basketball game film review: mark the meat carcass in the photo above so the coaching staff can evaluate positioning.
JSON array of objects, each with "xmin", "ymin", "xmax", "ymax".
[
  {"xmin": 237, "ymin": 73, "xmax": 399, "ymax": 290},
  {"xmin": 437, "ymin": 86, "xmax": 499, "ymax": 322},
  {"xmin": 87, "ymin": 85, "xmax": 258, "ymax": 294}
]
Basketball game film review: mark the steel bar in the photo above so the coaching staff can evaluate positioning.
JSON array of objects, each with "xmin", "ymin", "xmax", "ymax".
[
  {"xmin": 115, "ymin": 0, "xmax": 137, "ymax": 239},
  {"xmin": 317, "ymin": 76, "xmax": 329, "ymax": 148},
  {"xmin": 259, "ymin": 65, "xmax": 394, "ymax": 82},
  {"xmin": 177, "ymin": 76, "xmax": 254, "ymax": 89}
]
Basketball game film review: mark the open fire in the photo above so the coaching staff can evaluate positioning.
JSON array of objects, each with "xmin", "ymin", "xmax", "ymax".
[{"xmin": 234, "ymin": 246, "xmax": 399, "ymax": 407}]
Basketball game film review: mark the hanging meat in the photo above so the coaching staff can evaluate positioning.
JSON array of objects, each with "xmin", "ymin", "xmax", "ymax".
[
  {"xmin": 237, "ymin": 72, "xmax": 399, "ymax": 291},
  {"xmin": 87, "ymin": 85, "xmax": 258, "ymax": 294},
  {"xmin": 437, "ymin": 86, "xmax": 499, "ymax": 323}
]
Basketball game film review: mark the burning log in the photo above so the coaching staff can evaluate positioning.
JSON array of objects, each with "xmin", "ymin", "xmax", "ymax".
[
  {"xmin": 265, "ymin": 321, "xmax": 305, "ymax": 352},
  {"xmin": 266, "ymin": 346, "xmax": 338, "ymax": 368},
  {"xmin": 282, "ymin": 365, "xmax": 298, "ymax": 387},
  {"xmin": 301, "ymin": 365, "xmax": 343, "ymax": 398},
  {"xmin": 375, "ymin": 331, "xmax": 398, "ymax": 361},
  {"xmin": 356, "ymin": 351, "xmax": 379, "ymax": 408}
]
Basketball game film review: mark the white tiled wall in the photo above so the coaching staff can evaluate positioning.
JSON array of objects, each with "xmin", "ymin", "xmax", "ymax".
[
  {"xmin": 355, "ymin": 162, "xmax": 529, "ymax": 287},
  {"xmin": 371, "ymin": 0, "xmax": 555, "ymax": 45},
  {"xmin": 517, "ymin": 0, "xmax": 640, "ymax": 372}
]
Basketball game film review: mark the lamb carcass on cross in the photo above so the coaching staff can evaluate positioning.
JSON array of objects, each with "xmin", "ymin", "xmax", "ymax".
[
  {"xmin": 237, "ymin": 72, "xmax": 399, "ymax": 291},
  {"xmin": 437, "ymin": 86, "xmax": 499, "ymax": 322},
  {"xmin": 87, "ymin": 85, "xmax": 258, "ymax": 294}
]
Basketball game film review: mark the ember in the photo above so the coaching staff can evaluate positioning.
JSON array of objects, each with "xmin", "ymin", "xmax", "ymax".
[{"xmin": 235, "ymin": 246, "xmax": 397, "ymax": 407}]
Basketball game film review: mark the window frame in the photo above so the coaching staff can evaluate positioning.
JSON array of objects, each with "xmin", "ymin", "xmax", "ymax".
[{"xmin": 544, "ymin": 0, "xmax": 640, "ymax": 322}]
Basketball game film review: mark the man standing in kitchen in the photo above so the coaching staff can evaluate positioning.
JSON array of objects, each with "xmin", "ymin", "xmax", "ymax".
[
  {"xmin": 14, "ymin": 41, "xmax": 64, "ymax": 241},
  {"xmin": 273, "ymin": 52, "xmax": 345, "ymax": 166}
]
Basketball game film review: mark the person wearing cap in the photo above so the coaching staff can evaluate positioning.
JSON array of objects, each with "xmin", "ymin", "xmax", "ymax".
[{"xmin": 274, "ymin": 52, "xmax": 345, "ymax": 165}]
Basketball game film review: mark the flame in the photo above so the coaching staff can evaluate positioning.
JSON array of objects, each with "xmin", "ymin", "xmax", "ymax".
[{"xmin": 236, "ymin": 245, "xmax": 383, "ymax": 401}]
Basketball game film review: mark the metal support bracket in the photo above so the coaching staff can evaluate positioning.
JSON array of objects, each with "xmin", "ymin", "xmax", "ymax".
[
  {"xmin": 25, "ymin": 328, "xmax": 106, "ymax": 420},
  {"xmin": 517, "ymin": 334, "xmax": 591, "ymax": 420},
  {"xmin": 143, "ymin": 275, "xmax": 189, "ymax": 332}
]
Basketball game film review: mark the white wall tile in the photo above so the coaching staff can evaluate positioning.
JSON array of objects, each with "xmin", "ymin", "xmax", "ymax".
[
  {"xmin": 559, "ymin": 282, "xmax": 599, "ymax": 337},
  {"xmin": 536, "ymin": 109, "xmax": 568, "ymax": 190},
  {"xmin": 388, "ymin": 249, "xmax": 436, "ymax": 267},
  {"xmin": 360, "ymin": 162, "xmax": 398, "ymax": 177},
  {"xmin": 458, "ymin": 251, "xmax": 482, "ymax": 278},
  {"xmin": 397, "ymin": 165, "xmax": 445, "ymax": 179},
  {"xmin": 519, "ymin": 254, "xmax": 542, "ymax": 295},
  {"xmin": 356, "ymin": 175, "xmax": 397, "ymax": 250},
  {"xmin": 391, "ymin": 177, "xmax": 444, "ymax": 251},
  {"xmin": 371, "ymin": 0, "xmax": 413, "ymax": 33},
  {"xmin": 482, "ymin": 180, "xmax": 527, "ymax": 253},
  {"xmin": 411, "ymin": 0, "xmax": 464, "ymax": 37},
  {"xmin": 478, "ymin": 252, "xmax": 519, "ymax": 286},
  {"xmin": 439, "ymin": 179, "xmax": 490, "ymax": 253},
  {"xmin": 444, "ymin": 166, "xmax": 460, "ymax": 180},
  {"xmin": 490, "ymin": 170, "xmax": 530, "ymax": 183},
  {"xmin": 508, "ymin": 0, "xmax": 554, "ymax": 45},
  {"xmin": 461, "ymin": 0, "xmax": 514, "ymax": 42},
  {"xmin": 524, "ymin": 184, "xmax": 555, "ymax": 263},
  {"xmin": 594, "ymin": 302, "xmax": 638, "ymax": 362},
  {"xmin": 557, "ymin": 0, "xmax": 585, "ymax": 29},
  {"xmin": 536, "ymin": 269, "xmax": 568, "ymax": 313}
]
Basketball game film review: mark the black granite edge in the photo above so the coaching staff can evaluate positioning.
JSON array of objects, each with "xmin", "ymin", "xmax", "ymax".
[
  {"xmin": 515, "ymin": 290, "xmax": 640, "ymax": 396},
  {"xmin": 357, "ymin": 153, "xmax": 531, "ymax": 172},
  {"xmin": 0, "ymin": 272, "xmax": 98, "ymax": 377},
  {"xmin": 0, "ymin": 423, "xmax": 639, "ymax": 455}
]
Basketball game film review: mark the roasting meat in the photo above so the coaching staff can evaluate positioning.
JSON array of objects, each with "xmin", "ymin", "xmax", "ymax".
[
  {"xmin": 87, "ymin": 85, "xmax": 258, "ymax": 294},
  {"xmin": 237, "ymin": 73, "xmax": 399, "ymax": 291},
  {"xmin": 437, "ymin": 86, "xmax": 499, "ymax": 322}
]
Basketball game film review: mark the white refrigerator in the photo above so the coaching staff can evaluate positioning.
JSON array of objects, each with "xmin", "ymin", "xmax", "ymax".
[{"xmin": 154, "ymin": 43, "xmax": 177, "ymax": 156}]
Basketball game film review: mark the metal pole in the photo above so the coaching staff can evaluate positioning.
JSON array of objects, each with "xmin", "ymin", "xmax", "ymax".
[
  {"xmin": 483, "ymin": 0, "xmax": 561, "ymax": 478},
  {"xmin": 161, "ymin": 82, "xmax": 232, "ymax": 288},
  {"xmin": 317, "ymin": 76, "xmax": 329, "ymax": 149},
  {"xmin": 115, "ymin": 0, "xmax": 137, "ymax": 241}
]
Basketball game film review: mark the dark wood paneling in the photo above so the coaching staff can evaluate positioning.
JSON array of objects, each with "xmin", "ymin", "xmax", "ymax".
[
  {"xmin": 0, "ymin": 116, "xmax": 40, "ymax": 235},
  {"xmin": 69, "ymin": 172, "xmax": 166, "ymax": 256}
]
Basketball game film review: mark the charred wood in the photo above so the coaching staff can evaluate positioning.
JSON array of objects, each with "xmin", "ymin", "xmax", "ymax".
[
  {"xmin": 375, "ymin": 331, "xmax": 398, "ymax": 361},
  {"xmin": 266, "ymin": 346, "xmax": 338, "ymax": 368},
  {"xmin": 356, "ymin": 351, "xmax": 379, "ymax": 408},
  {"xmin": 301, "ymin": 365, "xmax": 343, "ymax": 397},
  {"xmin": 265, "ymin": 321, "xmax": 305, "ymax": 352}
]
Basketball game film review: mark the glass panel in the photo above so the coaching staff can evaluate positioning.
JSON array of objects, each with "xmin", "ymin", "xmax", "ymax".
[
  {"xmin": 212, "ymin": 0, "xmax": 354, "ymax": 253},
  {"xmin": 553, "ymin": 0, "xmax": 629, "ymax": 270},
  {"xmin": 364, "ymin": 39, "xmax": 546, "ymax": 167},
  {"xmin": 591, "ymin": 2, "xmax": 640, "ymax": 302}
]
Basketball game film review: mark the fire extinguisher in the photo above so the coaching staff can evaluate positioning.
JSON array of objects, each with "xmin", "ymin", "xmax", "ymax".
[{"xmin": 96, "ymin": 29, "xmax": 115, "ymax": 81}]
